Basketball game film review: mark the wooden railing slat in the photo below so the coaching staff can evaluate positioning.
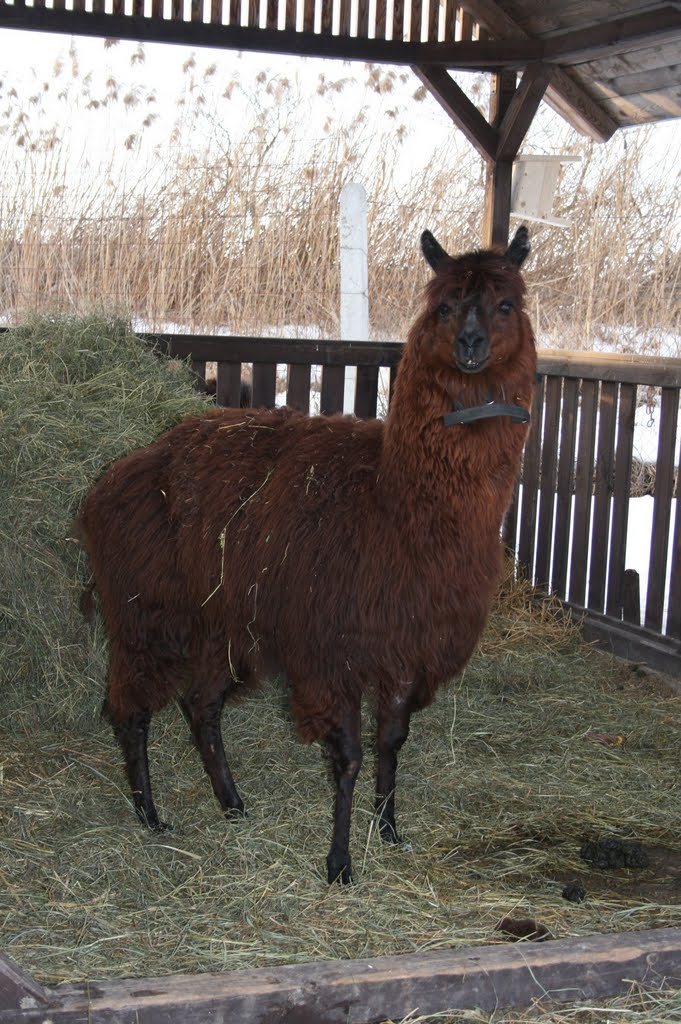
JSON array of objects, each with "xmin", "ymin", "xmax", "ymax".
[
  {"xmin": 303, "ymin": 0, "xmax": 315, "ymax": 32},
  {"xmin": 666, "ymin": 427, "xmax": 681, "ymax": 638},
  {"xmin": 645, "ymin": 386, "xmax": 679, "ymax": 632},
  {"xmin": 392, "ymin": 0, "xmax": 405, "ymax": 40},
  {"xmin": 517, "ymin": 375, "xmax": 545, "ymax": 576},
  {"xmin": 192, "ymin": 359, "xmax": 208, "ymax": 393},
  {"xmin": 459, "ymin": 7, "xmax": 473, "ymax": 40},
  {"xmin": 216, "ymin": 361, "xmax": 243, "ymax": 407},
  {"xmin": 535, "ymin": 375, "xmax": 561, "ymax": 590},
  {"xmin": 588, "ymin": 379, "xmax": 618, "ymax": 612},
  {"xmin": 606, "ymin": 382, "xmax": 637, "ymax": 619},
  {"xmin": 375, "ymin": 0, "xmax": 387, "ymax": 38},
  {"xmin": 320, "ymin": 365, "xmax": 345, "ymax": 414},
  {"xmin": 338, "ymin": 0, "xmax": 351, "ymax": 36},
  {"xmin": 252, "ymin": 362, "xmax": 277, "ymax": 408},
  {"xmin": 409, "ymin": 0, "xmax": 422, "ymax": 42},
  {"xmin": 357, "ymin": 0, "xmax": 370, "ymax": 38},
  {"xmin": 320, "ymin": 0, "xmax": 332, "ymax": 33},
  {"xmin": 568, "ymin": 379, "xmax": 598, "ymax": 606},
  {"xmin": 265, "ymin": 0, "xmax": 278, "ymax": 27},
  {"xmin": 551, "ymin": 376, "xmax": 579, "ymax": 599},
  {"xmin": 287, "ymin": 363, "xmax": 312, "ymax": 413},
  {"xmin": 354, "ymin": 365, "xmax": 379, "ymax": 418},
  {"xmin": 442, "ymin": 0, "xmax": 455, "ymax": 40}
]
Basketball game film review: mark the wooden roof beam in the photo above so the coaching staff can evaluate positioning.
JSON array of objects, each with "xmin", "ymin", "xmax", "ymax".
[
  {"xmin": 496, "ymin": 62, "xmax": 554, "ymax": 160},
  {"xmin": 458, "ymin": 0, "xmax": 619, "ymax": 142},
  {"xmin": 412, "ymin": 66, "xmax": 497, "ymax": 161}
]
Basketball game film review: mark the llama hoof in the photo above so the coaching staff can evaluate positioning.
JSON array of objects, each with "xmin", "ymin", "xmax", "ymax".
[
  {"xmin": 327, "ymin": 853, "xmax": 353, "ymax": 885},
  {"xmin": 225, "ymin": 805, "xmax": 247, "ymax": 821},
  {"xmin": 379, "ymin": 820, "xmax": 402, "ymax": 845}
]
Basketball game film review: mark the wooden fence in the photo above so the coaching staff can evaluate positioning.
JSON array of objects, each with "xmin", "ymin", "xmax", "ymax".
[{"xmin": 153, "ymin": 334, "xmax": 681, "ymax": 677}]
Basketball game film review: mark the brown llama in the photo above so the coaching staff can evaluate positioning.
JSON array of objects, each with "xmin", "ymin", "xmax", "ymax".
[{"xmin": 75, "ymin": 226, "xmax": 536, "ymax": 884}]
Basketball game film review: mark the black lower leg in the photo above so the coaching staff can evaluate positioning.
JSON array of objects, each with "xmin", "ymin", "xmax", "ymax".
[
  {"xmin": 325, "ymin": 708, "xmax": 362, "ymax": 885},
  {"xmin": 179, "ymin": 694, "xmax": 244, "ymax": 817},
  {"xmin": 113, "ymin": 710, "xmax": 169, "ymax": 831},
  {"xmin": 376, "ymin": 699, "xmax": 412, "ymax": 844}
]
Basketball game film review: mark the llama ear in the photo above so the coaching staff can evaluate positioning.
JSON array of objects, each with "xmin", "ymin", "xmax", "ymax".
[
  {"xmin": 421, "ymin": 230, "xmax": 450, "ymax": 272},
  {"xmin": 505, "ymin": 225, "xmax": 530, "ymax": 266}
]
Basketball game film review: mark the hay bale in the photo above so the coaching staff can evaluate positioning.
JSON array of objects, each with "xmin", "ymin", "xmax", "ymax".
[{"xmin": 0, "ymin": 315, "xmax": 208, "ymax": 731}]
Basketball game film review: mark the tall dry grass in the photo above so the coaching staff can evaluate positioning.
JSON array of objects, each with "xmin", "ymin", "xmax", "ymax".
[{"xmin": 0, "ymin": 46, "xmax": 678, "ymax": 349}]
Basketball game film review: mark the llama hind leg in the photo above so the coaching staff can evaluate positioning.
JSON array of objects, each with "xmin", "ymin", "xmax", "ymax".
[
  {"xmin": 109, "ymin": 709, "xmax": 171, "ymax": 831},
  {"xmin": 178, "ymin": 689, "xmax": 245, "ymax": 818},
  {"xmin": 324, "ymin": 703, "xmax": 363, "ymax": 885}
]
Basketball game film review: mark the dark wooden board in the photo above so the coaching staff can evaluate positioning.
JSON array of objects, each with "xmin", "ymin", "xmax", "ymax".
[
  {"xmin": 3, "ymin": 929, "xmax": 681, "ymax": 1022},
  {"xmin": 588, "ymin": 379, "xmax": 617, "ymax": 612},
  {"xmin": 551, "ymin": 375, "xmax": 579, "ymax": 599},
  {"xmin": 534, "ymin": 374, "xmax": 561, "ymax": 589},
  {"xmin": 320, "ymin": 364, "xmax": 345, "ymax": 414},
  {"xmin": 354, "ymin": 365, "xmax": 379, "ymax": 418},
  {"xmin": 287, "ymin": 363, "xmax": 312, "ymax": 413},
  {"xmin": 516, "ymin": 374, "xmax": 544, "ymax": 576},
  {"xmin": 645, "ymin": 386, "xmax": 679, "ymax": 632},
  {"xmin": 216, "ymin": 361, "xmax": 243, "ymax": 407},
  {"xmin": 153, "ymin": 334, "xmax": 404, "ymax": 368},
  {"xmin": 251, "ymin": 362, "xmax": 277, "ymax": 408},
  {"xmin": 606, "ymin": 382, "xmax": 636, "ymax": 619},
  {"xmin": 568, "ymin": 378, "xmax": 598, "ymax": 606}
]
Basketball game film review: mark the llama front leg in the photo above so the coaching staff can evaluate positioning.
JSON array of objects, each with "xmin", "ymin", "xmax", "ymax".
[
  {"xmin": 375, "ymin": 694, "xmax": 413, "ymax": 844},
  {"xmin": 112, "ymin": 709, "xmax": 170, "ymax": 831},
  {"xmin": 324, "ymin": 705, "xmax": 363, "ymax": 884},
  {"xmin": 178, "ymin": 690, "xmax": 245, "ymax": 818}
]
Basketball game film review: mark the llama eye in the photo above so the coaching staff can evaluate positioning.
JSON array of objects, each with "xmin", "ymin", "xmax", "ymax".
[
  {"xmin": 498, "ymin": 300, "xmax": 513, "ymax": 315},
  {"xmin": 437, "ymin": 303, "xmax": 450, "ymax": 317}
]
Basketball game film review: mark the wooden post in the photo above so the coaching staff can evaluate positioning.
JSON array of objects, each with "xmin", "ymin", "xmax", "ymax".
[{"xmin": 482, "ymin": 69, "xmax": 516, "ymax": 248}]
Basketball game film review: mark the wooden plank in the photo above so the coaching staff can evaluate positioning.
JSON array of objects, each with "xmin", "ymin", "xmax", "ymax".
[
  {"xmin": 516, "ymin": 375, "xmax": 544, "ymax": 578},
  {"xmin": 392, "ymin": 0, "xmax": 404, "ymax": 39},
  {"xmin": 191, "ymin": 358, "xmax": 207, "ymax": 393},
  {"xmin": 666, "ymin": 434, "xmax": 681, "ymax": 638},
  {"xmin": 171, "ymin": 0, "xmax": 182, "ymax": 17},
  {"xmin": 605, "ymin": 382, "xmax": 636, "ymax": 619},
  {"xmin": 375, "ymin": 0, "xmax": 387, "ymax": 39},
  {"xmin": 482, "ymin": 67, "xmax": 516, "ymax": 247},
  {"xmin": 568, "ymin": 378, "xmax": 598, "ymax": 606},
  {"xmin": 287, "ymin": 363, "xmax": 311, "ymax": 413},
  {"xmin": 265, "ymin": 0, "xmax": 278, "ymax": 27},
  {"xmin": 542, "ymin": 8, "xmax": 681, "ymax": 66},
  {"xmin": 409, "ymin": 0, "xmax": 422, "ymax": 41},
  {"xmin": 538, "ymin": 351, "xmax": 681, "ymax": 390},
  {"xmin": 251, "ymin": 363, "xmax": 277, "ymax": 408},
  {"xmin": 284, "ymin": 0, "xmax": 295, "ymax": 29},
  {"xmin": 459, "ymin": 7, "xmax": 473, "ymax": 40},
  {"xmin": 551, "ymin": 376, "xmax": 579, "ymax": 599},
  {"xmin": 645, "ymin": 387, "xmax": 679, "ymax": 632},
  {"xmin": 354, "ymin": 365, "xmax": 379, "ymax": 418},
  {"xmin": 152, "ymin": 334, "xmax": 404, "ymax": 369},
  {"xmin": 411, "ymin": 66, "xmax": 496, "ymax": 162},
  {"xmin": 587, "ymin": 380, "xmax": 617, "ymax": 613},
  {"xmin": 0, "ymin": 954, "xmax": 49, "ymax": 1014},
  {"xmin": 320, "ymin": 365, "xmax": 345, "ymax": 414},
  {"xmin": 320, "ymin": 0, "xmax": 332, "ymax": 33},
  {"xmin": 338, "ymin": 0, "xmax": 351, "ymax": 35},
  {"xmin": 534, "ymin": 375, "xmax": 561, "ymax": 590},
  {"xmin": 502, "ymin": 474, "xmax": 520, "ymax": 553},
  {"xmin": 442, "ymin": 0, "xmax": 455, "ymax": 39},
  {"xmin": 357, "ymin": 0, "xmax": 369, "ymax": 37},
  {"xmin": 215, "ymin": 361, "xmax": 242, "ymax": 407},
  {"xmin": 5, "ymin": 929, "xmax": 681, "ymax": 1023},
  {"xmin": 302, "ymin": 0, "xmax": 314, "ymax": 32},
  {"xmin": 246, "ymin": 0, "xmax": 259, "ymax": 26},
  {"xmin": 567, "ymin": 606, "xmax": 681, "ymax": 679},
  {"xmin": 426, "ymin": 0, "xmax": 438, "ymax": 43}
]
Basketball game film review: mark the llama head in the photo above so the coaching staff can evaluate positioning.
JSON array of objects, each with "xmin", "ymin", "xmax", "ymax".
[{"xmin": 419, "ymin": 227, "xmax": 532, "ymax": 377}]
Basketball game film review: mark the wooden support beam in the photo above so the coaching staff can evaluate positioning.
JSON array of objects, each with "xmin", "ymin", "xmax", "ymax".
[
  {"xmin": 411, "ymin": 65, "xmax": 497, "ymax": 160},
  {"xmin": 482, "ymin": 68, "xmax": 516, "ymax": 247},
  {"xmin": 3, "ymin": 929, "xmax": 681, "ymax": 1022},
  {"xmin": 496, "ymin": 61, "xmax": 554, "ymax": 160},
  {"xmin": 457, "ymin": 0, "xmax": 618, "ymax": 141}
]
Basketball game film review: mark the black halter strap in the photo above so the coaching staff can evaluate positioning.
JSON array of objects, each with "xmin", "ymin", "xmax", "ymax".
[{"xmin": 443, "ymin": 393, "xmax": 530, "ymax": 427}]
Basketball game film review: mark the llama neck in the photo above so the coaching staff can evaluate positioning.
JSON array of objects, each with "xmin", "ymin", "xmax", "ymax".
[{"xmin": 381, "ymin": 342, "xmax": 533, "ymax": 528}]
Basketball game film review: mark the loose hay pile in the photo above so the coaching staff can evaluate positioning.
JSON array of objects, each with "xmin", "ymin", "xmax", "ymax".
[{"xmin": 2, "ymin": 317, "xmax": 681, "ymax": 1006}]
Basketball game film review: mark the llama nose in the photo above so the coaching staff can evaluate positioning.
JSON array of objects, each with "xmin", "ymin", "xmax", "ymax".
[{"xmin": 456, "ymin": 328, "xmax": 489, "ymax": 368}]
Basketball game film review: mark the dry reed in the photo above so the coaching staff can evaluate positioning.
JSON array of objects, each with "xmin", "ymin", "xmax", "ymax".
[{"xmin": 0, "ymin": 49, "xmax": 678, "ymax": 349}]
